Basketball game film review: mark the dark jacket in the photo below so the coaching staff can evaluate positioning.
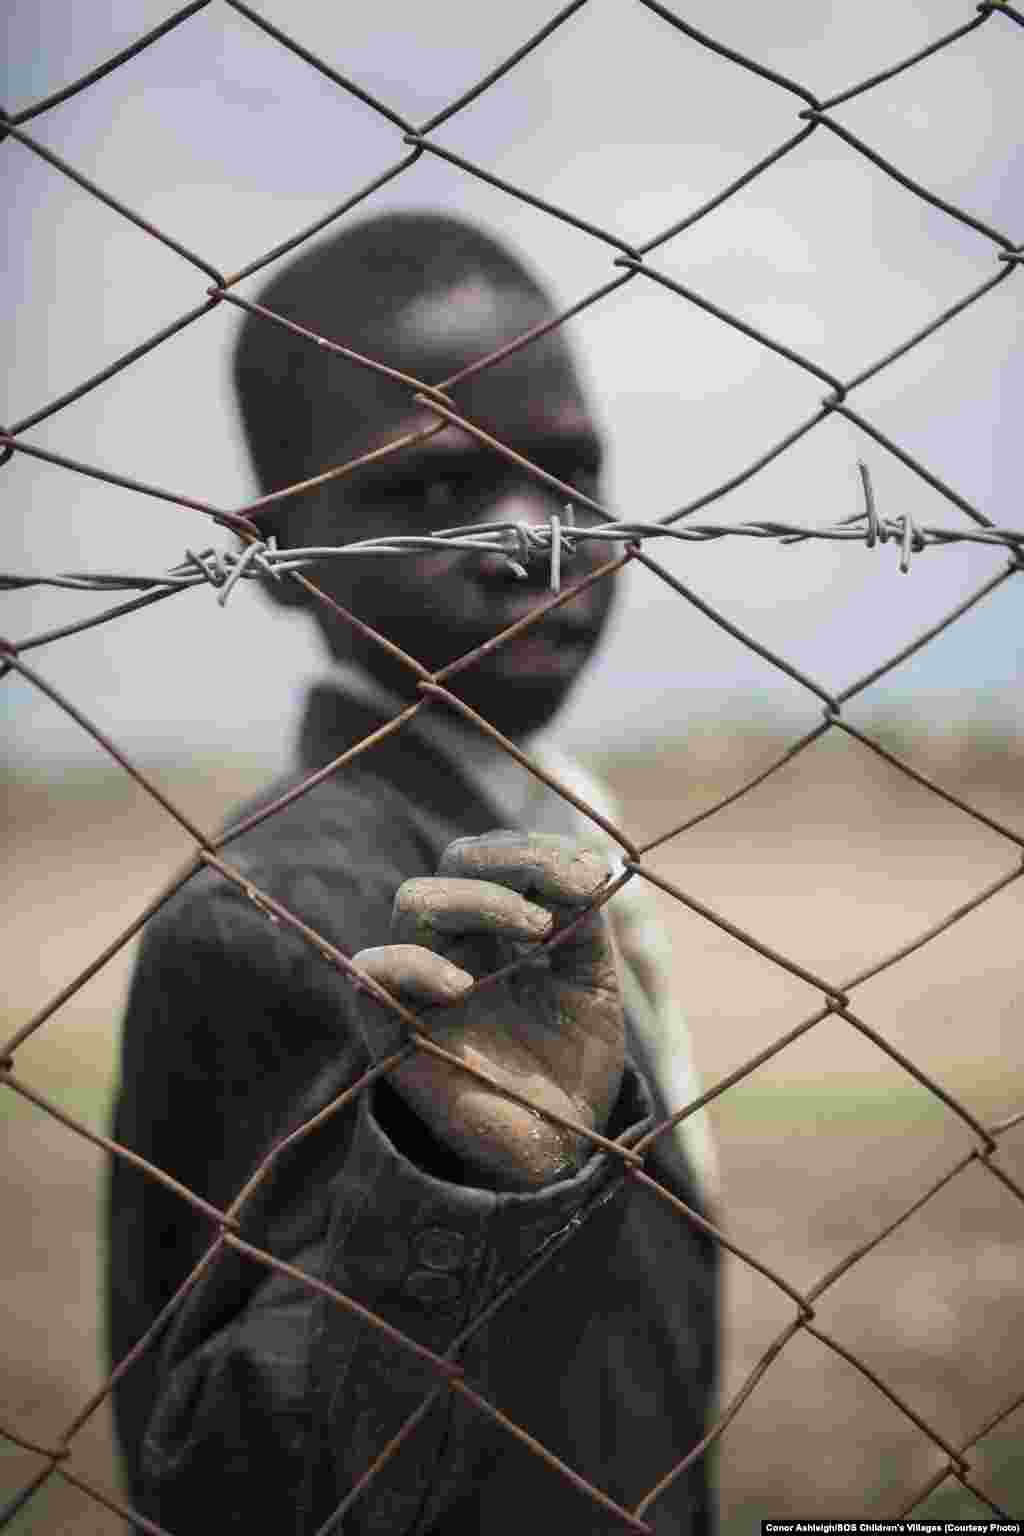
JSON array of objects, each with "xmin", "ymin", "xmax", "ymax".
[{"xmin": 107, "ymin": 686, "xmax": 719, "ymax": 1534}]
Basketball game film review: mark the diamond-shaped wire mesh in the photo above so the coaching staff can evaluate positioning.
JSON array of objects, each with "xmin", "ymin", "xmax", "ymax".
[{"xmin": 3, "ymin": 2, "xmax": 1023, "ymax": 1530}]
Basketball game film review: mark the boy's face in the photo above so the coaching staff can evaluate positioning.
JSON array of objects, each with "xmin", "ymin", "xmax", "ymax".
[{"xmin": 306, "ymin": 279, "xmax": 620, "ymax": 740}]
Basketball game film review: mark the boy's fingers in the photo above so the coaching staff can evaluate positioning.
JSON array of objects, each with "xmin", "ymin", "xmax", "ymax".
[
  {"xmin": 437, "ymin": 834, "xmax": 620, "ymax": 997},
  {"xmin": 438, "ymin": 831, "xmax": 610, "ymax": 907},
  {"xmin": 392, "ymin": 875, "xmax": 554, "ymax": 949},
  {"xmin": 350, "ymin": 944, "xmax": 475, "ymax": 1060},
  {"xmin": 353, "ymin": 944, "xmax": 475, "ymax": 1008}
]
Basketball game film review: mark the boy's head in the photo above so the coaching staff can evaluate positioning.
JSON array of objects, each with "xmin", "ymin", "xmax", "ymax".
[{"xmin": 233, "ymin": 211, "xmax": 619, "ymax": 738}]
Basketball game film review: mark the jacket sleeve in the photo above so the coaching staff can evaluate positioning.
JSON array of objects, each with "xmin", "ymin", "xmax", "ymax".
[{"xmin": 110, "ymin": 860, "xmax": 667, "ymax": 1534}]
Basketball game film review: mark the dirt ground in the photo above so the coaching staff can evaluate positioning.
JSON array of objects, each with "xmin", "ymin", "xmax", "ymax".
[{"xmin": 2, "ymin": 729, "xmax": 1023, "ymax": 1529}]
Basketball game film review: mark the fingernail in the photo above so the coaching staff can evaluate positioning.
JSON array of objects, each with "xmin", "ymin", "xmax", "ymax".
[
  {"xmin": 443, "ymin": 964, "xmax": 475, "ymax": 995},
  {"xmin": 531, "ymin": 909, "xmax": 556, "ymax": 938}
]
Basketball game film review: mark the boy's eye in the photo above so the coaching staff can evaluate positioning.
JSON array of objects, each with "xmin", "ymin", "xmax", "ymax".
[
  {"xmin": 368, "ymin": 473, "xmax": 472, "ymax": 522},
  {"xmin": 424, "ymin": 475, "xmax": 467, "ymax": 516},
  {"xmin": 566, "ymin": 466, "xmax": 600, "ymax": 497}
]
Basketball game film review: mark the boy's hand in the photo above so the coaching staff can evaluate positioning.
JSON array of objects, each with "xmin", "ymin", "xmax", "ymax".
[{"xmin": 352, "ymin": 832, "xmax": 625, "ymax": 1189}]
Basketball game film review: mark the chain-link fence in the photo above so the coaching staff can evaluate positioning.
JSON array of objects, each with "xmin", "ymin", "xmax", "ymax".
[{"xmin": 3, "ymin": 1, "xmax": 1023, "ymax": 1530}]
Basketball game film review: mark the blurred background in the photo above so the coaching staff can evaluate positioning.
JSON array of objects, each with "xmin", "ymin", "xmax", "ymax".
[{"xmin": 3, "ymin": 0, "xmax": 1023, "ymax": 1528}]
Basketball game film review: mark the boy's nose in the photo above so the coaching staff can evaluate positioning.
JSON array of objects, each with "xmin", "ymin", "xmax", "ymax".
[{"xmin": 469, "ymin": 485, "xmax": 562, "ymax": 587}]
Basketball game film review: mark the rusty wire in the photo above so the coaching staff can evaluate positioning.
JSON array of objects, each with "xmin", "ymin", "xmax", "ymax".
[{"xmin": 2, "ymin": 0, "xmax": 1023, "ymax": 1529}]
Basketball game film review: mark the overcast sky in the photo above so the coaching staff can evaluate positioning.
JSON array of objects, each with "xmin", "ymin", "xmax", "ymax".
[{"xmin": 4, "ymin": 0, "xmax": 1022, "ymax": 772}]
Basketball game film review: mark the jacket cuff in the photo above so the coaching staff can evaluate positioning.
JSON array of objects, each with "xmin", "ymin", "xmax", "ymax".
[
  {"xmin": 310, "ymin": 1065, "xmax": 654, "ymax": 1527},
  {"xmin": 334, "ymin": 1061, "xmax": 654, "ymax": 1319}
]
